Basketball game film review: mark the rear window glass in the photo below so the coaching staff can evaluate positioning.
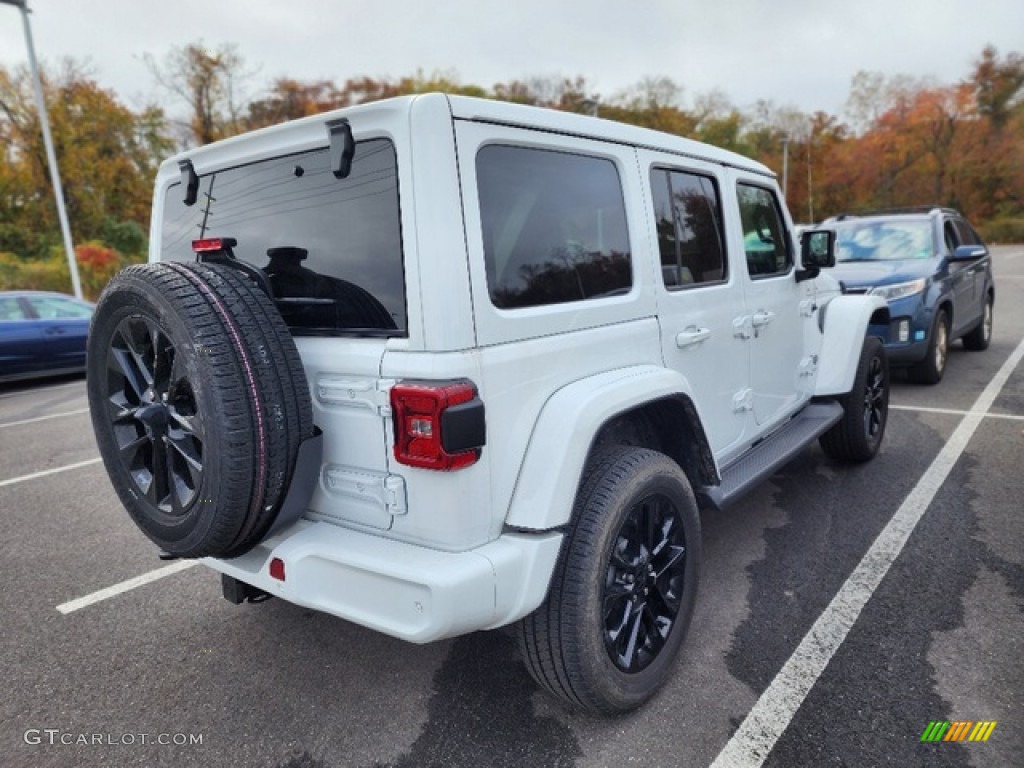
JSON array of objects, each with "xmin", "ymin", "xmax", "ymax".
[
  {"xmin": 476, "ymin": 145, "xmax": 631, "ymax": 309},
  {"xmin": 161, "ymin": 138, "xmax": 406, "ymax": 336}
]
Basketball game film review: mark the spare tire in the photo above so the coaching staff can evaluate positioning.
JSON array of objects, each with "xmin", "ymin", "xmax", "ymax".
[{"xmin": 87, "ymin": 262, "xmax": 314, "ymax": 559}]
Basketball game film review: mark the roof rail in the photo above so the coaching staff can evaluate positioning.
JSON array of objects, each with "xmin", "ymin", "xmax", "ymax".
[{"xmin": 824, "ymin": 205, "xmax": 962, "ymax": 220}]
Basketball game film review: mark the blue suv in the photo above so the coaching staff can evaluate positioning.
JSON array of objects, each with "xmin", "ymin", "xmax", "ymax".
[{"xmin": 822, "ymin": 208, "xmax": 994, "ymax": 384}]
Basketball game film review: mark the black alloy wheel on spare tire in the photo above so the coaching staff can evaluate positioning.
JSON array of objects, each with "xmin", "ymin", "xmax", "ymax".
[
  {"xmin": 518, "ymin": 446, "xmax": 701, "ymax": 714},
  {"xmin": 87, "ymin": 262, "xmax": 314, "ymax": 559}
]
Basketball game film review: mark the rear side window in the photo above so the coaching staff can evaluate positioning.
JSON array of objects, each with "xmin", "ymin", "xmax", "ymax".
[
  {"xmin": 161, "ymin": 138, "xmax": 406, "ymax": 336},
  {"xmin": 0, "ymin": 296, "xmax": 27, "ymax": 321},
  {"xmin": 24, "ymin": 296, "xmax": 92, "ymax": 319},
  {"xmin": 737, "ymin": 184, "xmax": 792, "ymax": 278},
  {"xmin": 952, "ymin": 218, "xmax": 981, "ymax": 246},
  {"xmin": 651, "ymin": 168, "xmax": 727, "ymax": 289},
  {"xmin": 476, "ymin": 145, "xmax": 631, "ymax": 309}
]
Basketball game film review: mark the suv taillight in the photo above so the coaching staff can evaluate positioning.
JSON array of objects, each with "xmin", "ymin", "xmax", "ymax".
[{"xmin": 390, "ymin": 380, "xmax": 485, "ymax": 470}]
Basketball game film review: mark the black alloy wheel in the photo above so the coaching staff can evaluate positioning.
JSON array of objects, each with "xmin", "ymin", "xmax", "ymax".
[
  {"xmin": 820, "ymin": 335, "xmax": 889, "ymax": 462},
  {"xmin": 518, "ymin": 446, "xmax": 701, "ymax": 714},
  {"xmin": 862, "ymin": 351, "xmax": 887, "ymax": 445},
  {"xmin": 603, "ymin": 493, "xmax": 688, "ymax": 673}
]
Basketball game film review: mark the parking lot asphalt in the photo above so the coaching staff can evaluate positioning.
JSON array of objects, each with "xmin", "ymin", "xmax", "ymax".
[{"xmin": 1, "ymin": 245, "xmax": 1021, "ymax": 768}]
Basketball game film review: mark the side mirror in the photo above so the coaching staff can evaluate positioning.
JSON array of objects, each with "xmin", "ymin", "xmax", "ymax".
[
  {"xmin": 801, "ymin": 230, "xmax": 836, "ymax": 268},
  {"xmin": 951, "ymin": 244, "xmax": 988, "ymax": 261},
  {"xmin": 797, "ymin": 229, "xmax": 834, "ymax": 282}
]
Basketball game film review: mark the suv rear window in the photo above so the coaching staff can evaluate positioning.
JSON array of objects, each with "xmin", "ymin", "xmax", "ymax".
[
  {"xmin": 161, "ymin": 138, "xmax": 406, "ymax": 336},
  {"xmin": 476, "ymin": 145, "xmax": 631, "ymax": 309}
]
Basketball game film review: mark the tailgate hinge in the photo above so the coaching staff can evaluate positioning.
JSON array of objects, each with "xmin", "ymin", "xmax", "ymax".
[
  {"xmin": 316, "ymin": 376, "xmax": 395, "ymax": 416},
  {"xmin": 732, "ymin": 388, "xmax": 754, "ymax": 413}
]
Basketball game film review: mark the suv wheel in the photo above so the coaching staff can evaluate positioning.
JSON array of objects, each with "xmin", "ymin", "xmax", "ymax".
[
  {"xmin": 820, "ymin": 336, "xmax": 889, "ymax": 462},
  {"xmin": 909, "ymin": 309, "xmax": 949, "ymax": 385},
  {"xmin": 87, "ymin": 262, "xmax": 314, "ymax": 559},
  {"xmin": 517, "ymin": 446, "xmax": 701, "ymax": 714},
  {"xmin": 962, "ymin": 294, "xmax": 993, "ymax": 351}
]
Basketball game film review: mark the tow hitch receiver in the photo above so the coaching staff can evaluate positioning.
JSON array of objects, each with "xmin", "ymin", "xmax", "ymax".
[{"xmin": 221, "ymin": 574, "xmax": 272, "ymax": 604}]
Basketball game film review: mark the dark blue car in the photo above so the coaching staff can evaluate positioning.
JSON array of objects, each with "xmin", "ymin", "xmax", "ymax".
[
  {"xmin": 823, "ymin": 208, "xmax": 994, "ymax": 384},
  {"xmin": 0, "ymin": 291, "xmax": 94, "ymax": 383}
]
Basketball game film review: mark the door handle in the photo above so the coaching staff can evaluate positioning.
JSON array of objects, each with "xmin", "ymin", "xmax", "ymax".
[
  {"xmin": 676, "ymin": 326, "xmax": 711, "ymax": 348},
  {"xmin": 44, "ymin": 327, "xmax": 65, "ymax": 335},
  {"xmin": 751, "ymin": 310, "xmax": 775, "ymax": 328}
]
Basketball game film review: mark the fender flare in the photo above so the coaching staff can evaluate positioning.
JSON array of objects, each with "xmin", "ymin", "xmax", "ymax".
[
  {"xmin": 504, "ymin": 365, "xmax": 704, "ymax": 531},
  {"xmin": 814, "ymin": 294, "xmax": 889, "ymax": 396}
]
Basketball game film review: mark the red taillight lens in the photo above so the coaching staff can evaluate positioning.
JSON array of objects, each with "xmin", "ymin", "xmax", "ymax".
[
  {"xmin": 192, "ymin": 238, "xmax": 225, "ymax": 253},
  {"xmin": 390, "ymin": 380, "xmax": 484, "ymax": 470},
  {"xmin": 269, "ymin": 557, "xmax": 286, "ymax": 581}
]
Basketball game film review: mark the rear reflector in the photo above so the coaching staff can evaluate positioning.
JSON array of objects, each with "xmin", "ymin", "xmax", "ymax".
[
  {"xmin": 390, "ymin": 380, "xmax": 485, "ymax": 470},
  {"xmin": 269, "ymin": 557, "xmax": 286, "ymax": 581}
]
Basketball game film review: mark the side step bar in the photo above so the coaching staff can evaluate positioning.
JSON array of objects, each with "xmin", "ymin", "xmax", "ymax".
[{"xmin": 701, "ymin": 401, "xmax": 842, "ymax": 511}]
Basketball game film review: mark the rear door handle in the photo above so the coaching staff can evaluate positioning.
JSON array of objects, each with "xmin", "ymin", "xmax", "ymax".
[
  {"xmin": 752, "ymin": 310, "xmax": 775, "ymax": 328},
  {"xmin": 676, "ymin": 326, "xmax": 711, "ymax": 348}
]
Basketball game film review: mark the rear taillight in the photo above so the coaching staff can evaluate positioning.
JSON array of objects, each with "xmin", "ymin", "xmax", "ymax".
[{"xmin": 390, "ymin": 380, "xmax": 485, "ymax": 470}]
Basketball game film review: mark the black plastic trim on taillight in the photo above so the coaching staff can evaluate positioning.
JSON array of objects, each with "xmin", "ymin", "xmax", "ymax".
[{"xmin": 440, "ymin": 397, "xmax": 486, "ymax": 454}]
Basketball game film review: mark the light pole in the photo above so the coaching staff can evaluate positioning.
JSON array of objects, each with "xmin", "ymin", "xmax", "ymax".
[
  {"xmin": 1, "ymin": 0, "xmax": 82, "ymax": 299},
  {"xmin": 781, "ymin": 137, "xmax": 790, "ymax": 200}
]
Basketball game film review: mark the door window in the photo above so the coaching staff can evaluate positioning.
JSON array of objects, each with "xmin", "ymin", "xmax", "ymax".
[
  {"xmin": 737, "ymin": 184, "xmax": 792, "ymax": 278},
  {"xmin": 651, "ymin": 168, "xmax": 727, "ymax": 289}
]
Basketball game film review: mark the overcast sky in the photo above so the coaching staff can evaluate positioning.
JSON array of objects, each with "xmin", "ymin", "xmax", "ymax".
[{"xmin": 1, "ymin": 0, "xmax": 1022, "ymax": 121}]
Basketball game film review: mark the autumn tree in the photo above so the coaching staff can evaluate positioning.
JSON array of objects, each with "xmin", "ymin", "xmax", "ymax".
[
  {"xmin": 0, "ymin": 60, "xmax": 171, "ymax": 260},
  {"xmin": 146, "ymin": 42, "xmax": 250, "ymax": 145},
  {"xmin": 972, "ymin": 45, "xmax": 1024, "ymax": 130}
]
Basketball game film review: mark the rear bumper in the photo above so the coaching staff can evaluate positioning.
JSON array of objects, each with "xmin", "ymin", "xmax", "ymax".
[{"xmin": 203, "ymin": 521, "xmax": 563, "ymax": 643}]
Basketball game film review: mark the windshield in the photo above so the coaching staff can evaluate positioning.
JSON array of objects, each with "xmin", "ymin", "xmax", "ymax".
[{"xmin": 832, "ymin": 220, "xmax": 934, "ymax": 262}]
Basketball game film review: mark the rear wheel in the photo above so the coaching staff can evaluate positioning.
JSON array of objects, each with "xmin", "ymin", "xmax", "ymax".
[
  {"xmin": 518, "ymin": 446, "xmax": 701, "ymax": 714},
  {"xmin": 87, "ymin": 262, "xmax": 313, "ymax": 558},
  {"xmin": 908, "ymin": 309, "xmax": 949, "ymax": 385},
  {"xmin": 962, "ymin": 294, "xmax": 993, "ymax": 351},
  {"xmin": 820, "ymin": 336, "xmax": 889, "ymax": 462}
]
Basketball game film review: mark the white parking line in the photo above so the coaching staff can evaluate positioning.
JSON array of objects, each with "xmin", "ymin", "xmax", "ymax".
[
  {"xmin": 711, "ymin": 335, "xmax": 1024, "ymax": 768},
  {"xmin": 57, "ymin": 560, "xmax": 199, "ymax": 614},
  {"xmin": 0, "ymin": 380, "xmax": 83, "ymax": 400},
  {"xmin": 891, "ymin": 404, "xmax": 1024, "ymax": 421},
  {"xmin": 0, "ymin": 457, "xmax": 103, "ymax": 489},
  {"xmin": 0, "ymin": 408, "xmax": 90, "ymax": 429}
]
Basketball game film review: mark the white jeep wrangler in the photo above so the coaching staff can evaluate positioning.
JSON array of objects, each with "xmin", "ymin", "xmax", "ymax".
[{"xmin": 87, "ymin": 94, "xmax": 890, "ymax": 714}]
